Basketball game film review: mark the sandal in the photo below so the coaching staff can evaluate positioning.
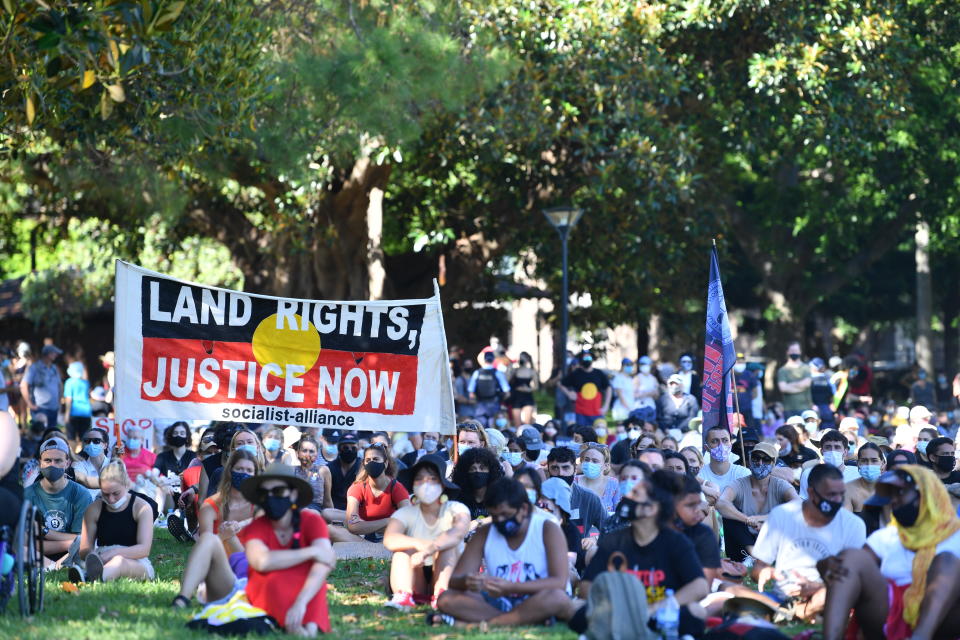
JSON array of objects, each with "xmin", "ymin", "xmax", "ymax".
[
  {"xmin": 172, "ymin": 594, "xmax": 191, "ymax": 609},
  {"xmin": 167, "ymin": 514, "xmax": 194, "ymax": 544},
  {"xmin": 425, "ymin": 612, "xmax": 455, "ymax": 627}
]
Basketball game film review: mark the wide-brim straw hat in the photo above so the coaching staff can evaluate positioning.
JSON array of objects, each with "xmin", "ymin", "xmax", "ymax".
[{"xmin": 240, "ymin": 462, "xmax": 313, "ymax": 506}]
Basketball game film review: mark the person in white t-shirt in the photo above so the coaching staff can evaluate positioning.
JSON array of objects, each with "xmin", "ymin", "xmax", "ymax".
[
  {"xmin": 383, "ymin": 454, "xmax": 470, "ymax": 610},
  {"xmin": 818, "ymin": 466, "xmax": 960, "ymax": 640},
  {"xmin": 610, "ymin": 359, "xmax": 637, "ymax": 422},
  {"xmin": 798, "ymin": 429, "xmax": 860, "ymax": 499},
  {"xmin": 632, "ymin": 355, "xmax": 660, "ymax": 415},
  {"xmin": 752, "ymin": 464, "xmax": 866, "ymax": 622},
  {"xmin": 698, "ymin": 425, "xmax": 751, "ymax": 504}
]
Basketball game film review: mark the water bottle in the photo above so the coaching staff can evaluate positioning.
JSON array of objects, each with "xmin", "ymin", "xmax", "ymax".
[{"xmin": 656, "ymin": 588, "xmax": 680, "ymax": 640}]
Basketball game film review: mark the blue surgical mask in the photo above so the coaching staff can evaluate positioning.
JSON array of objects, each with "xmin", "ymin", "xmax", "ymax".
[
  {"xmin": 458, "ymin": 443, "xmax": 472, "ymax": 456},
  {"xmin": 237, "ymin": 444, "xmax": 258, "ymax": 455},
  {"xmin": 526, "ymin": 488, "xmax": 538, "ymax": 504},
  {"xmin": 83, "ymin": 443, "xmax": 104, "ymax": 458},
  {"xmin": 582, "ymin": 461, "xmax": 602, "ymax": 479},
  {"xmin": 859, "ymin": 465, "xmax": 881, "ymax": 483},
  {"xmin": 422, "ymin": 438, "xmax": 438, "ymax": 453},
  {"xmin": 324, "ymin": 444, "xmax": 338, "ymax": 457},
  {"xmin": 495, "ymin": 417, "xmax": 508, "ymax": 428},
  {"xmin": 126, "ymin": 438, "xmax": 141, "ymax": 450},
  {"xmin": 917, "ymin": 440, "xmax": 929, "ymax": 455},
  {"xmin": 823, "ymin": 451, "xmax": 844, "ymax": 468},
  {"xmin": 262, "ymin": 438, "xmax": 281, "ymax": 452},
  {"xmin": 504, "ymin": 451, "xmax": 522, "ymax": 467},
  {"xmin": 619, "ymin": 478, "xmax": 637, "ymax": 497},
  {"xmin": 623, "ymin": 365, "xmax": 635, "ymax": 374}
]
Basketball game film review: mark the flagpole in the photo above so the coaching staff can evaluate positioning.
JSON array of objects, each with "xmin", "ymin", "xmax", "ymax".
[{"xmin": 730, "ymin": 369, "xmax": 747, "ymax": 465}]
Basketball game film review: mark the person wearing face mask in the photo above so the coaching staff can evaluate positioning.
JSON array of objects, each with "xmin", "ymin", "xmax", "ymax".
[
  {"xmin": 120, "ymin": 424, "xmax": 157, "ymax": 483},
  {"xmin": 911, "ymin": 367, "xmax": 936, "ymax": 409},
  {"xmin": 383, "ymin": 455, "xmax": 470, "ymax": 609},
  {"xmin": 468, "ymin": 352, "xmax": 510, "ymax": 429},
  {"xmin": 775, "ymin": 424, "xmax": 819, "ymax": 476},
  {"xmin": 843, "ymin": 443, "xmax": 885, "ymax": 520},
  {"xmin": 676, "ymin": 352, "xmax": 701, "ymax": 398},
  {"xmin": 431, "ymin": 479, "xmax": 574, "ymax": 629},
  {"xmin": 777, "ymin": 342, "xmax": 813, "ymax": 418},
  {"xmin": 314, "ymin": 429, "xmax": 339, "ymax": 464},
  {"xmin": 924, "ymin": 437, "xmax": 960, "ymax": 485},
  {"xmin": 571, "ymin": 470, "xmax": 709, "ymax": 638},
  {"xmin": 72, "ymin": 426, "xmax": 112, "ymax": 499},
  {"xmin": 914, "ymin": 426, "xmax": 938, "ymax": 464},
  {"xmin": 632, "ymin": 355, "xmax": 661, "ymax": 419},
  {"xmin": 717, "ymin": 442, "xmax": 798, "ymax": 562},
  {"xmin": 658, "ymin": 374, "xmax": 700, "ymax": 433},
  {"xmin": 345, "ymin": 443, "xmax": 410, "ymax": 540},
  {"xmin": 154, "ymin": 421, "xmax": 198, "ymax": 480},
  {"xmin": 291, "ymin": 436, "xmax": 333, "ymax": 514},
  {"xmin": 818, "ymin": 466, "xmax": 960, "ymax": 640},
  {"xmin": 325, "ymin": 433, "xmax": 361, "ymax": 523},
  {"xmin": 698, "ymin": 425, "xmax": 751, "ymax": 502},
  {"xmin": 231, "ymin": 463, "xmax": 335, "ymax": 636},
  {"xmin": 451, "ymin": 447, "xmax": 504, "ymax": 523},
  {"xmin": 610, "ymin": 358, "xmax": 638, "ymax": 422},
  {"xmin": 507, "ymin": 351, "xmax": 539, "ymax": 427},
  {"xmin": 752, "ymin": 465, "xmax": 866, "ymax": 622},
  {"xmin": 799, "ymin": 430, "xmax": 861, "ymax": 499},
  {"xmin": 24, "ymin": 438, "xmax": 93, "ymax": 566},
  {"xmin": 559, "ymin": 352, "xmax": 612, "ymax": 428},
  {"xmin": 733, "ymin": 353, "xmax": 759, "ymax": 428},
  {"xmin": 574, "ymin": 443, "xmax": 619, "ymax": 513},
  {"xmin": 204, "ymin": 429, "xmax": 266, "ymax": 498},
  {"xmin": 69, "ymin": 459, "xmax": 155, "ymax": 583}
]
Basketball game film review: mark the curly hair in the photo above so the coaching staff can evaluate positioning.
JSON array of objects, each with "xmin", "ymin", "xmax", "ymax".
[{"xmin": 451, "ymin": 446, "xmax": 504, "ymax": 496}]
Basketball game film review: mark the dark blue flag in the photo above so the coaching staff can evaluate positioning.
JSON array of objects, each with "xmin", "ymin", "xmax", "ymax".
[{"xmin": 701, "ymin": 246, "xmax": 737, "ymax": 432}]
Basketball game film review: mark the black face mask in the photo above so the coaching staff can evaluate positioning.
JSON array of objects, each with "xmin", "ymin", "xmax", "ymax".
[
  {"xmin": 493, "ymin": 509, "xmax": 525, "ymax": 537},
  {"xmin": 40, "ymin": 466, "xmax": 65, "ymax": 482},
  {"xmin": 262, "ymin": 495, "xmax": 293, "ymax": 520},
  {"xmin": 557, "ymin": 474, "xmax": 575, "ymax": 486},
  {"xmin": 789, "ymin": 353, "xmax": 801, "ymax": 361},
  {"xmin": 935, "ymin": 455, "xmax": 956, "ymax": 473},
  {"xmin": 339, "ymin": 449, "xmax": 358, "ymax": 464},
  {"xmin": 469, "ymin": 471, "xmax": 489, "ymax": 489},
  {"xmin": 616, "ymin": 497, "xmax": 640, "ymax": 521},
  {"xmin": 524, "ymin": 450, "xmax": 540, "ymax": 462},
  {"xmin": 364, "ymin": 461, "xmax": 386, "ymax": 479},
  {"xmin": 169, "ymin": 435, "xmax": 188, "ymax": 448},
  {"xmin": 810, "ymin": 489, "xmax": 842, "ymax": 520},
  {"xmin": 893, "ymin": 498, "xmax": 921, "ymax": 527}
]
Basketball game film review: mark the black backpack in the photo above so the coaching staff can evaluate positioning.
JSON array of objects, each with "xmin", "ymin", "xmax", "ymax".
[{"xmin": 474, "ymin": 369, "xmax": 500, "ymax": 401}]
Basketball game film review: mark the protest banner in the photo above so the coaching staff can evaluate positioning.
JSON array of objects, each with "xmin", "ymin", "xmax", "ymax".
[
  {"xmin": 92, "ymin": 416, "xmax": 156, "ymax": 450},
  {"xmin": 114, "ymin": 261, "xmax": 456, "ymax": 433}
]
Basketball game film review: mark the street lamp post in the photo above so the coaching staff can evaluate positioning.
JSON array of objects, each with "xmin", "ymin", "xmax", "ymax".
[{"xmin": 542, "ymin": 206, "xmax": 584, "ymax": 379}]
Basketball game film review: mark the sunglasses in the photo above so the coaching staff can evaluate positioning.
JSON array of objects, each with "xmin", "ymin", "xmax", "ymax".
[
  {"xmin": 83, "ymin": 438, "xmax": 104, "ymax": 445},
  {"xmin": 458, "ymin": 423, "xmax": 482, "ymax": 432},
  {"xmin": 256, "ymin": 486, "xmax": 292, "ymax": 499}
]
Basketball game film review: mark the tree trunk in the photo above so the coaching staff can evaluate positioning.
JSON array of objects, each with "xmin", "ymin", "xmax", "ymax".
[{"xmin": 915, "ymin": 219, "xmax": 934, "ymax": 373}]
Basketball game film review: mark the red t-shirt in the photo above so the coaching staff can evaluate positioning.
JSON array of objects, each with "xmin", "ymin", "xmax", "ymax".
[
  {"xmin": 346, "ymin": 480, "xmax": 409, "ymax": 521},
  {"xmin": 122, "ymin": 448, "xmax": 157, "ymax": 482},
  {"xmin": 238, "ymin": 509, "xmax": 330, "ymax": 632}
]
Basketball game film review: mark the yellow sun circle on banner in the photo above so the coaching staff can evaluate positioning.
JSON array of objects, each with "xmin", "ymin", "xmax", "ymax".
[
  {"xmin": 580, "ymin": 382, "xmax": 599, "ymax": 400},
  {"xmin": 251, "ymin": 314, "xmax": 320, "ymax": 376}
]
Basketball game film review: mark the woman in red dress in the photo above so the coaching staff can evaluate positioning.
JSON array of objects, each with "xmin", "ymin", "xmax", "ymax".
[{"xmin": 239, "ymin": 462, "xmax": 336, "ymax": 636}]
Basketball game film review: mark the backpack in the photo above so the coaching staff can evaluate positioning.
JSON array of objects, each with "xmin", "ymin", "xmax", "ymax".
[
  {"xmin": 474, "ymin": 369, "xmax": 500, "ymax": 401},
  {"xmin": 586, "ymin": 552, "xmax": 657, "ymax": 640}
]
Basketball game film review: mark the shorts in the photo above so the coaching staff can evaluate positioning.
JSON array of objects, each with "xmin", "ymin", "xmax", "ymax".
[
  {"xmin": 68, "ymin": 416, "xmax": 92, "ymax": 440},
  {"xmin": 228, "ymin": 551, "xmax": 248, "ymax": 578},
  {"xmin": 482, "ymin": 590, "xmax": 528, "ymax": 613},
  {"xmin": 96, "ymin": 544, "xmax": 155, "ymax": 579}
]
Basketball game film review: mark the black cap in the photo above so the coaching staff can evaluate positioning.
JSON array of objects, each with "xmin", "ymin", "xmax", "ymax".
[
  {"xmin": 519, "ymin": 427, "xmax": 544, "ymax": 451},
  {"xmin": 863, "ymin": 469, "xmax": 915, "ymax": 507},
  {"xmin": 322, "ymin": 429, "xmax": 341, "ymax": 443},
  {"xmin": 738, "ymin": 428, "xmax": 762, "ymax": 444},
  {"xmin": 338, "ymin": 433, "xmax": 358, "ymax": 446},
  {"xmin": 400, "ymin": 454, "xmax": 459, "ymax": 491}
]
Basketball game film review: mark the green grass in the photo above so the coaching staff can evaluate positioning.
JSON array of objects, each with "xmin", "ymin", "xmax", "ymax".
[{"xmin": 0, "ymin": 531, "xmax": 575, "ymax": 639}]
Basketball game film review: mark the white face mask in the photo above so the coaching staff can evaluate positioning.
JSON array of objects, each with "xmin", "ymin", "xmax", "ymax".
[
  {"xmin": 414, "ymin": 482, "xmax": 443, "ymax": 505},
  {"xmin": 822, "ymin": 450, "xmax": 845, "ymax": 468},
  {"xmin": 106, "ymin": 491, "xmax": 131, "ymax": 512}
]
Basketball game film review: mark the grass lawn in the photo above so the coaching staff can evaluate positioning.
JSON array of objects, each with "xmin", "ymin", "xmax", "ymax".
[{"xmin": 0, "ymin": 530, "xmax": 575, "ymax": 639}]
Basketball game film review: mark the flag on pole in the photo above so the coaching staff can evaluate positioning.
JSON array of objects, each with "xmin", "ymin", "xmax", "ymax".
[{"xmin": 701, "ymin": 245, "xmax": 737, "ymax": 432}]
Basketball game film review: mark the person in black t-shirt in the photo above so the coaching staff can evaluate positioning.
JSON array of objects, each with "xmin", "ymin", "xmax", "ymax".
[
  {"xmin": 326, "ymin": 433, "xmax": 361, "ymax": 516},
  {"xmin": 154, "ymin": 422, "xmax": 197, "ymax": 479},
  {"xmin": 559, "ymin": 353, "xmax": 611, "ymax": 427},
  {"xmin": 569, "ymin": 470, "xmax": 708, "ymax": 637},
  {"xmin": 926, "ymin": 437, "xmax": 960, "ymax": 484}
]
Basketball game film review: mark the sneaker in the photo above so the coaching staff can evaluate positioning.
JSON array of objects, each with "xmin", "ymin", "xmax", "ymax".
[
  {"xmin": 67, "ymin": 565, "xmax": 85, "ymax": 584},
  {"xmin": 167, "ymin": 514, "xmax": 194, "ymax": 544},
  {"xmin": 385, "ymin": 592, "xmax": 416, "ymax": 609},
  {"xmin": 85, "ymin": 553, "xmax": 104, "ymax": 583}
]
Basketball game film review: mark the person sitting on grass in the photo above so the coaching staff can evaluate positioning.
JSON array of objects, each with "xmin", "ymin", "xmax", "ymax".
[
  {"xmin": 172, "ymin": 451, "xmax": 260, "ymax": 608},
  {"xmin": 24, "ymin": 437, "xmax": 92, "ymax": 567},
  {"xmin": 71, "ymin": 426, "xmax": 112, "ymax": 499},
  {"xmin": 547, "ymin": 446, "xmax": 606, "ymax": 539},
  {"xmin": 120, "ymin": 424, "xmax": 157, "ymax": 483},
  {"xmin": 451, "ymin": 446, "xmax": 505, "ymax": 526},
  {"xmin": 345, "ymin": 442, "xmax": 410, "ymax": 540},
  {"xmin": 539, "ymin": 477, "xmax": 585, "ymax": 577},
  {"xmin": 71, "ymin": 460, "xmax": 155, "ymax": 583},
  {"xmin": 751, "ymin": 464, "xmax": 866, "ymax": 622},
  {"xmin": 568, "ymin": 469, "xmax": 709, "ymax": 638},
  {"xmin": 383, "ymin": 454, "xmax": 470, "ymax": 610},
  {"xmin": 574, "ymin": 443, "xmax": 620, "ymax": 513},
  {"xmin": 431, "ymin": 478, "xmax": 575, "ymax": 629},
  {"xmin": 240, "ymin": 463, "xmax": 335, "ymax": 637},
  {"xmin": 819, "ymin": 465, "xmax": 960, "ymax": 640}
]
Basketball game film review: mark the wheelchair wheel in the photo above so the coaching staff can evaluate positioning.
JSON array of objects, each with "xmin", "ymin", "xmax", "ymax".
[{"xmin": 14, "ymin": 500, "xmax": 44, "ymax": 616}]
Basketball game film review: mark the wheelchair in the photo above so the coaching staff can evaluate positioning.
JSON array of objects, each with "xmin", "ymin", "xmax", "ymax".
[{"xmin": 0, "ymin": 499, "xmax": 45, "ymax": 616}]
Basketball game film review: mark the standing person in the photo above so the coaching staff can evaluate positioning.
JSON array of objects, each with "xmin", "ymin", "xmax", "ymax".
[
  {"xmin": 121, "ymin": 425, "xmax": 157, "ymax": 483},
  {"xmin": 20, "ymin": 343, "xmax": 63, "ymax": 428},
  {"xmin": 452, "ymin": 358, "xmax": 477, "ymax": 420},
  {"xmin": 571, "ymin": 470, "xmax": 709, "ymax": 638},
  {"xmin": 507, "ymin": 352, "xmax": 538, "ymax": 426},
  {"xmin": 72, "ymin": 460, "xmax": 155, "ymax": 583},
  {"xmin": 468, "ymin": 352, "xmax": 510, "ymax": 429},
  {"xmin": 658, "ymin": 374, "xmax": 700, "ymax": 433},
  {"xmin": 432, "ymin": 478, "xmax": 574, "ymax": 629},
  {"xmin": 239, "ymin": 464, "xmax": 336, "ymax": 636},
  {"xmin": 345, "ymin": 443, "xmax": 410, "ymax": 539},
  {"xmin": 777, "ymin": 342, "xmax": 813, "ymax": 418},
  {"xmin": 734, "ymin": 353, "xmax": 759, "ymax": 428},
  {"xmin": 911, "ymin": 369, "xmax": 937, "ymax": 408},
  {"xmin": 677, "ymin": 352, "xmax": 702, "ymax": 400},
  {"xmin": 559, "ymin": 352, "xmax": 612, "ymax": 427},
  {"xmin": 574, "ymin": 443, "xmax": 620, "ymax": 514},
  {"xmin": 633, "ymin": 355, "xmax": 661, "ymax": 420},
  {"xmin": 809, "ymin": 357, "xmax": 836, "ymax": 429},
  {"xmin": 383, "ymin": 454, "xmax": 470, "ymax": 609},
  {"xmin": 63, "ymin": 360, "xmax": 92, "ymax": 446},
  {"xmin": 11, "ymin": 342, "xmax": 33, "ymax": 428},
  {"xmin": 610, "ymin": 358, "xmax": 637, "ymax": 422},
  {"xmin": 698, "ymin": 425, "xmax": 751, "ymax": 497},
  {"xmin": 752, "ymin": 465, "xmax": 866, "ymax": 622}
]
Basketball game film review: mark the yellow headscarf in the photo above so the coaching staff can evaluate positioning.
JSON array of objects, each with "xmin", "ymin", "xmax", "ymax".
[{"xmin": 894, "ymin": 465, "xmax": 960, "ymax": 626}]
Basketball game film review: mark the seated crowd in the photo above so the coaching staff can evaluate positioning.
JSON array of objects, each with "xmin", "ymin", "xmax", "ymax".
[{"xmin": 6, "ymin": 388, "xmax": 960, "ymax": 639}]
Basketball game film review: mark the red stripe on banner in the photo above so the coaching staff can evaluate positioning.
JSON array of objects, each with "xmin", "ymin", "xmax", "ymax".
[{"xmin": 139, "ymin": 337, "xmax": 417, "ymax": 414}]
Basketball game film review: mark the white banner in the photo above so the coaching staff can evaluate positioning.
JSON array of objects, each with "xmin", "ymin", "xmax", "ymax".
[{"xmin": 114, "ymin": 261, "xmax": 456, "ymax": 433}]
